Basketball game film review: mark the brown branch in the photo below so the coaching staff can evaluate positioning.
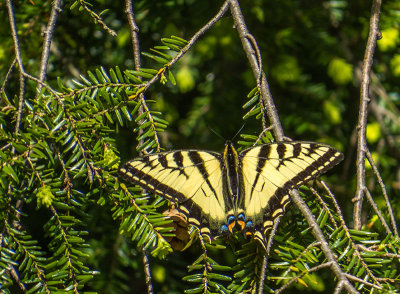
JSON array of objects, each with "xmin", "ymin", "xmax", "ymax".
[
  {"xmin": 363, "ymin": 187, "xmax": 392, "ymax": 235},
  {"xmin": 0, "ymin": 58, "xmax": 17, "ymax": 96},
  {"xmin": 125, "ymin": 0, "xmax": 141, "ymax": 71},
  {"xmin": 353, "ymin": 0, "xmax": 382, "ymax": 230},
  {"xmin": 141, "ymin": 247, "xmax": 154, "ymax": 294},
  {"xmin": 365, "ymin": 147, "xmax": 398, "ymax": 236},
  {"xmin": 125, "ymin": 0, "xmax": 150, "ymax": 151},
  {"xmin": 228, "ymin": 0, "xmax": 284, "ymax": 141},
  {"xmin": 258, "ymin": 216, "xmax": 280, "ymax": 294},
  {"xmin": 6, "ymin": 0, "xmax": 25, "ymax": 134},
  {"xmin": 333, "ymin": 280, "xmax": 345, "ymax": 294},
  {"xmin": 36, "ymin": 0, "xmax": 62, "ymax": 98},
  {"xmin": 345, "ymin": 273, "xmax": 383, "ymax": 291}
]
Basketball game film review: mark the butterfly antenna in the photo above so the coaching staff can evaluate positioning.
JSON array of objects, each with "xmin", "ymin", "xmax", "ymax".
[
  {"xmin": 208, "ymin": 126, "xmax": 225, "ymax": 142},
  {"xmin": 232, "ymin": 123, "xmax": 246, "ymax": 141}
]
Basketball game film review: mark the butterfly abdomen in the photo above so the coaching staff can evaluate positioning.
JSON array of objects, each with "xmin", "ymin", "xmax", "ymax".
[{"xmin": 223, "ymin": 142, "xmax": 241, "ymax": 202}]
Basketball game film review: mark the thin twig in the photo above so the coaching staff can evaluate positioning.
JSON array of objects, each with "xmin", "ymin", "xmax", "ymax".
[
  {"xmin": 320, "ymin": 181, "xmax": 381, "ymax": 287},
  {"xmin": 125, "ymin": 0, "xmax": 141, "ymax": 71},
  {"xmin": 141, "ymin": 248, "xmax": 154, "ymax": 294},
  {"xmin": 353, "ymin": 0, "xmax": 382, "ymax": 230},
  {"xmin": 290, "ymin": 190, "xmax": 359, "ymax": 294},
  {"xmin": 253, "ymin": 125, "xmax": 273, "ymax": 146},
  {"xmin": 128, "ymin": 0, "xmax": 229, "ymax": 98},
  {"xmin": 125, "ymin": 0, "xmax": 148, "ymax": 150},
  {"xmin": 274, "ymin": 262, "xmax": 333, "ymax": 294},
  {"xmin": 118, "ymin": 1, "xmax": 230, "ymax": 110},
  {"xmin": 345, "ymin": 273, "xmax": 383, "ymax": 290},
  {"xmin": 320, "ymin": 181, "xmax": 349, "ymax": 231},
  {"xmin": 125, "ymin": 2, "xmax": 154, "ymax": 291},
  {"xmin": 80, "ymin": 0, "xmax": 116, "ymax": 36},
  {"xmin": 6, "ymin": 0, "xmax": 25, "ymax": 134},
  {"xmin": 258, "ymin": 216, "xmax": 281, "ymax": 294},
  {"xmin": 245, "ymin": 33, "xmax": 263, "ymax": 85},
  {"xmin": 358, "ymin": 244, "xmax": 400, "ymax": 259},
  {"xmin": 0, "ymin": 58, "xmax": 17, "ymax": 96},
  {"xmin": 36, "ymin": 0, "xmax": 62, "ymax": 99},
  {"xmin": 277, "ymin": 241, "xmax": 322, "ymax": 286},
  {"xmin": 363, "ymin": 187, "xmax": 392, "ymax": 235},
  {"xmin": 310, "ymin": 186, "xmax": 339, "ymax": 230},
  {"xmin": 228, "ymin": 0, "xmax": 284, "ymax": 141},
  {"xmin": 364, "ymin": 148, "xmax": 398, "ymax": 236}
]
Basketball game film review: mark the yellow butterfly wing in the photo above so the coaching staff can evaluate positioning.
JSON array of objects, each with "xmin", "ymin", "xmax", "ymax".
[
  {"xmin": 240, "ymin": 142, "xmax": 343, "ymax": 247},
  {"xmin": 119, "ymin": 150, "xmax": 228, "ymax": 241}
]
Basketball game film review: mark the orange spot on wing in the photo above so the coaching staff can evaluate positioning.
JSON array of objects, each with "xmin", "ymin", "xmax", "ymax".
[
  {"xmin": 228, "ymin": 221, "xmax": 236, "ymax": 233},
  {"xmin": 237, "ymin": 220, "xmax": 245, "ymax": 230}
]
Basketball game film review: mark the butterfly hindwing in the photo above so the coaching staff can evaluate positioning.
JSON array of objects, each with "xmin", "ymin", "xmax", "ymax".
[
  {"xmin": 240, "ymin": 142, "xmax": 344, "ymax": 245},
  {"xmin": 119, "ymin": 150, "xmax": 229, "ymax": 241}
]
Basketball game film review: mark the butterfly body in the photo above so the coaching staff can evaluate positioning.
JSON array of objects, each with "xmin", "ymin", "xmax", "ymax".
[{"xmin": 119, "ymin": 141, "xmax": 343, "ymax": 249}]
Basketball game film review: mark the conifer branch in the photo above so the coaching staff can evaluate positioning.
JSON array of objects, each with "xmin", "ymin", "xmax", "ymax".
[{"xmin": 290, "ymin": 190, "xmax": 359, "ymax": 294}]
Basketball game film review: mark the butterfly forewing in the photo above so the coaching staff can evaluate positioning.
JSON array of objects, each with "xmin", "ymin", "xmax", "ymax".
[
  {"xmin": 119, "ymin": 150, "xmax": 228, "ymax": 241},
  {"xmin": 240, "ymin": 142, "xmax": 343, "ymax": 246}
]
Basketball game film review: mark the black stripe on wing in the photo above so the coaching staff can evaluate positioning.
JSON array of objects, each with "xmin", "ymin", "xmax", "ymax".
[
  {"xmin": 241, "ymin": 142, "xmax": 343, "ymax": 248},
  {"xmin": 188, "ymin": 151, "xmax": 221, "ymax": 206},
  {"xmin": 118, "ymin": 162, "xmax": 187, "ymax": 202}
]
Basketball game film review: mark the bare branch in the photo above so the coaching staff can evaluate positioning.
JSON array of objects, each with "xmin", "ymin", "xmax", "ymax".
[
  {"xmin": 6, "ymin": 0, "xmax": 25, "ymax": 134},
  {"xmin": 36, "ymin": 0, "xmax": 62, "ymax": 98},
  {"xmin": 333, "ymin": 280, "xmax": 345, "ymax": 294},
  {"xmin": 353, "ymin": 0, "xmax": 382, "ymax": 230},
  {"xmin": 125, "ymin": 0, "xmax": 141, "ymax": 70},
  {"xmin": 363, "ymin": 187, "xmax": 392, "ymax": 235},
  {"xmin": 365, "ymin": 148, "xmax": 398, "ymax": 235},
  {"xmin": 258, "ymin": 216, "xmax": 281, "ymax": 294},
  {"xmin": 125, "ymin": 0, "xmax": 149, "ymax": 150},
  {"xmin": 228, "ymin": 0, "xmax": 284, "ymax": 141},
  {"xmin": 345, "ymin": 273, "xmax": 383, "ymax": 291},
  {"xmin": 142, "ymin": 248, "xmax": 154, "ymax": 294},
  {"xmin": 0, "ymin": 58, "xmax": 17, "ymax": 96}
]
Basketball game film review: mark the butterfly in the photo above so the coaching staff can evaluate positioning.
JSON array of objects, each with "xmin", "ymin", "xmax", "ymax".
[{"xmin": 119, "ymin": 141, "xmax": 343, "ymax": 249}]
